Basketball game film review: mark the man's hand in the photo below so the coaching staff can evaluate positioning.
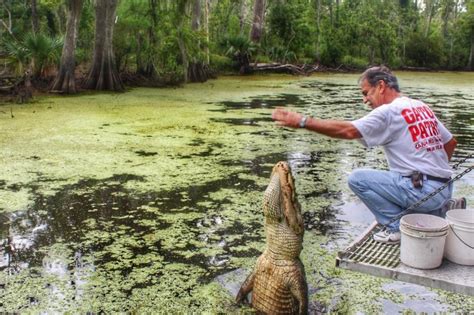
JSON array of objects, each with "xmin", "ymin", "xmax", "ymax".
[
  {"xmin": 272, "ymin": 107, "xmax": 362, "ymax": 139},
  {"xmin": 272, "ymin": 108, "xmax": 304, "ymax": 128},
  {"xmin": 444, "ymin": 137, "xmax": 457, "ymax": 161}
]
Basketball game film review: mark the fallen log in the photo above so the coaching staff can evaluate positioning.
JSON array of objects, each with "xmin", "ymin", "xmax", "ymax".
[
  {"xmin": 251, "ymin": 63, "xmax": 307, "ymax": 75},
  {"xmin": 399, "ymin": 66, "xmax": 433, "ymax": 72},
  {"xmin": 0, "ymin": 86, "xmax": 13, "ymax": 95}
]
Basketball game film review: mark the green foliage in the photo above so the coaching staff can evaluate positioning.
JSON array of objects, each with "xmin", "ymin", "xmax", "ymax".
[
  {"xmin": 338, "ymin": 0, "xmax": 400, "ymax": 65},
  {"xmin": 265, "ymin": 1, "xmax": 314, "ymax": 63},
  {"xmin": 266, "ymin": 46, "xmax": 297, "ymax": 63},
  {"xmin": 319, "ymin": 29, "xmax": 345, "ymax": 66},
  {"xmin": 209, "ymin": 0, "xmax": 242, "ymax": 49},
  {"xmin": 220, "ymin": 35, "xmax": 256, "ymax": 72},
  {"xmin": 155, "ymin": 33, "xmax": 185, "ymax": 84},
  {"xmin": 1, "ymin": 36, "xmax": 30, "ymax": 74},
  {"xmin": 455, "ymin": 0, "xmax": 474, "ymax": 69},
  {"xmin": 226, "ymin": 14, "xmax": 242, "ymax": 38},
  {"xmin": 76, "ymin": 1, "xmax": 95, "ymax": 64},
  {"xmin": 24, "ymin": 32, "xmax": 62, "ymax": 75},
  {"xmin": 221, "ymin": 34, "xmax": 253, "ymax": 58},
  {"xmin": 41, "ymin": 0, "xmax": 63, "ymax": 9},
  {"xmin": 114, "ymin": 0, "xmax": 153, "ymax": 73},
  {"xmin": 112, "ymin": 0, "xmax": 209, "ymax": 83},
  {"xmin": 0, "ymin": 1, "xmax": 30, "ymax": 36},
  {"xmin": 341, "ymin": 55, "xmax": 369, "ymax": 69},
  {"xmin": 2, "ymin": 0, "xmax": 473, "ymax": 80},
  {"xmin": 405, "ymin": 32, "xmax": 443, "ymax": 68},
  {"xmin": 209, "ymin": 54, "xmax": 233, "ymax": 72},
  {"xmin": 1, "ymin": 32, "xmax": 62, "ymax": 77}
]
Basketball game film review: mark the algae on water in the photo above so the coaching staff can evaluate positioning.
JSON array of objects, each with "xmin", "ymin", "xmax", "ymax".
[{"xmin": 0, "ymin": 73, "xmax": 473, "ymax": 313}]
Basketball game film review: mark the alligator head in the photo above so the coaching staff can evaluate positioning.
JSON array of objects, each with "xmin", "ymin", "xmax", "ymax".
[{"xmin": 263, "ymin": 161, "xmax": 304, "ymax": 237}]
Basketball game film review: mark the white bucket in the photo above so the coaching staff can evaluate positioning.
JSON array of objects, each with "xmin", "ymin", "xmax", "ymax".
[
  {"xmin": 400, "ymin": 213, "xmax": 448, "ymax": 269},
  {"xmin": 444, "ymin": 209, "xmax": 474, "ymax": 265}
]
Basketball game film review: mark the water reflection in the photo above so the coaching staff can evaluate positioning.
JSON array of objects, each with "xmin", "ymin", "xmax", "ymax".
[
  {"xmin": 209, "ymin": 117, "xmax": 272, "ymax": 126},
  {"xmin": 211, "ymin": 93, "xmax": 309, "ymax": 112}
]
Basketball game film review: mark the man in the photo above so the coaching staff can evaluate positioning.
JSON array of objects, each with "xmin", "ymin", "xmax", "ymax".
[{"xmin": 272, "ymin": 66, "xmax": 465, "ymax": 244}]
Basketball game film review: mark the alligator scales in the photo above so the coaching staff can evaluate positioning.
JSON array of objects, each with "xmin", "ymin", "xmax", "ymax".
[{"xmin": 237, "ymin": 161, "xmax": 308, "ymax": 314}]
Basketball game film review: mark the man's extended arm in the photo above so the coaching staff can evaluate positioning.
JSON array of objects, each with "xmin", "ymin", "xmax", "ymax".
[{"xmin": 272, "ymin": 108, "xmax": 362, "ymax": 139}]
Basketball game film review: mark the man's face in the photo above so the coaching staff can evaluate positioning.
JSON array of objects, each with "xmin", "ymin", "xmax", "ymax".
[{"xmin": 360, "ymin": 79, "xmax": 383, "ymax": 109}]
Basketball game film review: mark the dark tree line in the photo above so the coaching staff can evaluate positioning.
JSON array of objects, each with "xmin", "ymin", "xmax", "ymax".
[{"xmin": 0, "ymin": 0, "xmax": 473, "ymax": 95}]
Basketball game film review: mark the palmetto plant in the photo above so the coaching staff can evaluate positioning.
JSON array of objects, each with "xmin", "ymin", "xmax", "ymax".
[
  {"xmin": 1, "ymin": 39, "xmax": 29, "ymax": 75},
  {"xmin": 267, "ymin": 46, "xmax": 297, "ymax": 64},
  {"xmin": 221, "ymin": 35, "xmax": 256, "ymax": 74},
  {"xmin": 1, "ymin": 33, "xmax": 62, "ymax": 77}
]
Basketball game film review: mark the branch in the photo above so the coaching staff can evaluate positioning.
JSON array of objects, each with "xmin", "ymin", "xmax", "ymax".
[{"xmin": 0, "ymin": 5, "xmax": 14, "ymax": 36}]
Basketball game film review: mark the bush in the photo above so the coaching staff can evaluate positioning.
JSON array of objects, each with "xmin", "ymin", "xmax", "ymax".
[
  {"xmin": 390, "ymin": 56, "xmax": 403, "ymax": 69},
  {"xmin": 441, "ymin": 43, "xmax": 469, "ymax": 70},
  {"xmin": 298, "ymin": 57, "xmax": 315, "ymax": 65},
  {"xmin": 219, "ymin": 35, "xmax": 256, "ymax": 74},
  {"xmin": 266, "ymin": 2, "xmax": 312, "ymax": 59},
  {"xmin": 257, "ymin": 55, "xmax": 271, "ymax": 63},
  {"xmin": 267, "ymin": 46, "xmax": 297, "ymax": 63},
  {"xmin": 319, "ymin": 40, "xmax": 344, "ymax": 66},
  {"xmin": 2, "ymin": 32, "xmax": 62, "ymax": 77},
  {"xmin": 341, "ymin": 55, "xmax": 368, "ymax": 69},
  {"xmin": 405, "ymin": 32, "xmax": 443, "ymax": 68},
  {"xmin": 209, "ymin": 54, "xmax": 233, "ymax": 72}
]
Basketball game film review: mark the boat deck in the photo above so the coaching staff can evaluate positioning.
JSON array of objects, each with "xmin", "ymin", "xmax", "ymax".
[{"xmin": 336, "ymin": 221, "xmax": 474, "ymax": 296}]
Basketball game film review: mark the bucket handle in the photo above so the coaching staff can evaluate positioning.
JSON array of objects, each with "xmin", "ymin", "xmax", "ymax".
[
  {"xmin": 400, "ymin": 226, "xmax": 447, "ymax": 238},
  {"xmin": 449, "ymin": 225, "xmax": 474, "ymax": 249}
]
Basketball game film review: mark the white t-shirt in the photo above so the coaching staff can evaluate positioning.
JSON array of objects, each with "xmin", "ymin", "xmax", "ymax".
[{"xmin": 351, "ymin": 96, "xmax": 453, "ymax": 178}]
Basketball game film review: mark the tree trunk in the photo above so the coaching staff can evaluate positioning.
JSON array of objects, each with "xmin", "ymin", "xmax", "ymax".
[
  {"xmin": 31, "ymin": 0, "xmax": 39, "ymax": 34},
  {"xmin": 136, "ymin": 33, "xmax": 146, "ymax": 75},
  {"xmin": 250, "ymin": 0, "xmax": 266, "ymax": 43},
  {"xmin": 50, "ymin": 0, "xmax": 83, "ymax": 94},
  {"xmin": 59, "ymin": 5, "xmax": 69, "ymax": 35},
  {"xmin": 448, "ymin": 0, "xmax": 459, "ymax": 68},
  {"xmin": 204, "ymin": 0, "xmax": 210, "ymax": 64},
  {"xmin": 178, "ymin": 35, "xmax": 189, "ymax": 83},
  {"xmin": 424, "ymin": 0, "xmax": 437, "ymax": 37},
  {"xmin": 329, "ymin": 0, "xmax": 333, "ymax": 26},
  {"xmin": 188, "ymin": 0, "xmax": 210, "ymax": 82},
  {"xmin": 175, "ymin": 1, "xmax": 189, "ymax": 83},
  {"xmin": 191, "ymin": 0, "xmax": 201, "ymax": 30},
  {"xmin": 239, "ymin": 0, "xmax": 247, "ymax": 35},
  {"xmin": 83, "ymin": 0, "xmax": 123, "ymax": 91},
  {"xmin": 141, "ymin": 0, "xmax": 158, "ymax": 77},
  {"xmin": 468, "ymin": 30, "xmax": 474, "ymax": 70},
  {"xmin": 0, "ymin": 4, "xmax": 14, "ymax": 37},
  {"xmin": 441, "ymin": 0, "xmax": 453, "ymax": 38},
  {"xmin": 315, "ymin": 0, "xmax": 321, "ymax": 62}
]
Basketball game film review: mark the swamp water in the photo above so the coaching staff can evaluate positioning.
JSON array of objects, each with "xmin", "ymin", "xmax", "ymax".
[{"xmin": 0, "ymin": 73, "xmax": 473, "ymax": 313}]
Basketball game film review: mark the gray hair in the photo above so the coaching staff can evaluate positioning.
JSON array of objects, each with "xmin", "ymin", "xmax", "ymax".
[{"xmin": 358, "ymin": 66, "xmax": 400, "ymax": 92}]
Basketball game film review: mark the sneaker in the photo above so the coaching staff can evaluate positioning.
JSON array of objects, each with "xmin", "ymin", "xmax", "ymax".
[
  {"xmin": 373, "ymin": 229, "xmax": 401, "ymax": 244},
  {"xmin": 451, "ymin": 197, "xmax": 467, "ymax": 210},
  {"xmin": 440, "ymin": 197, "xmax": 467, "ymax": 217}
]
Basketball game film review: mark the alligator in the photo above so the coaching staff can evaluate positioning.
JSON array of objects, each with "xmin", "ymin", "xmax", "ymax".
[{"xmin": 236, "ymin": 161, "xmax": 308, "ymax": 314}]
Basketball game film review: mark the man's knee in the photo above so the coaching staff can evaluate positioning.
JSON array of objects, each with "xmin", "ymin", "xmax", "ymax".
[{"xmin": 348, "ymin": 169, "xmax": 369, "ymax": 191}]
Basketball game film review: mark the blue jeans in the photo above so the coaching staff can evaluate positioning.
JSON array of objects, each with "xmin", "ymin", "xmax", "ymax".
[{"xmin": 348, "ymin": 169, "xmax": 453, "ymax": 232}]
